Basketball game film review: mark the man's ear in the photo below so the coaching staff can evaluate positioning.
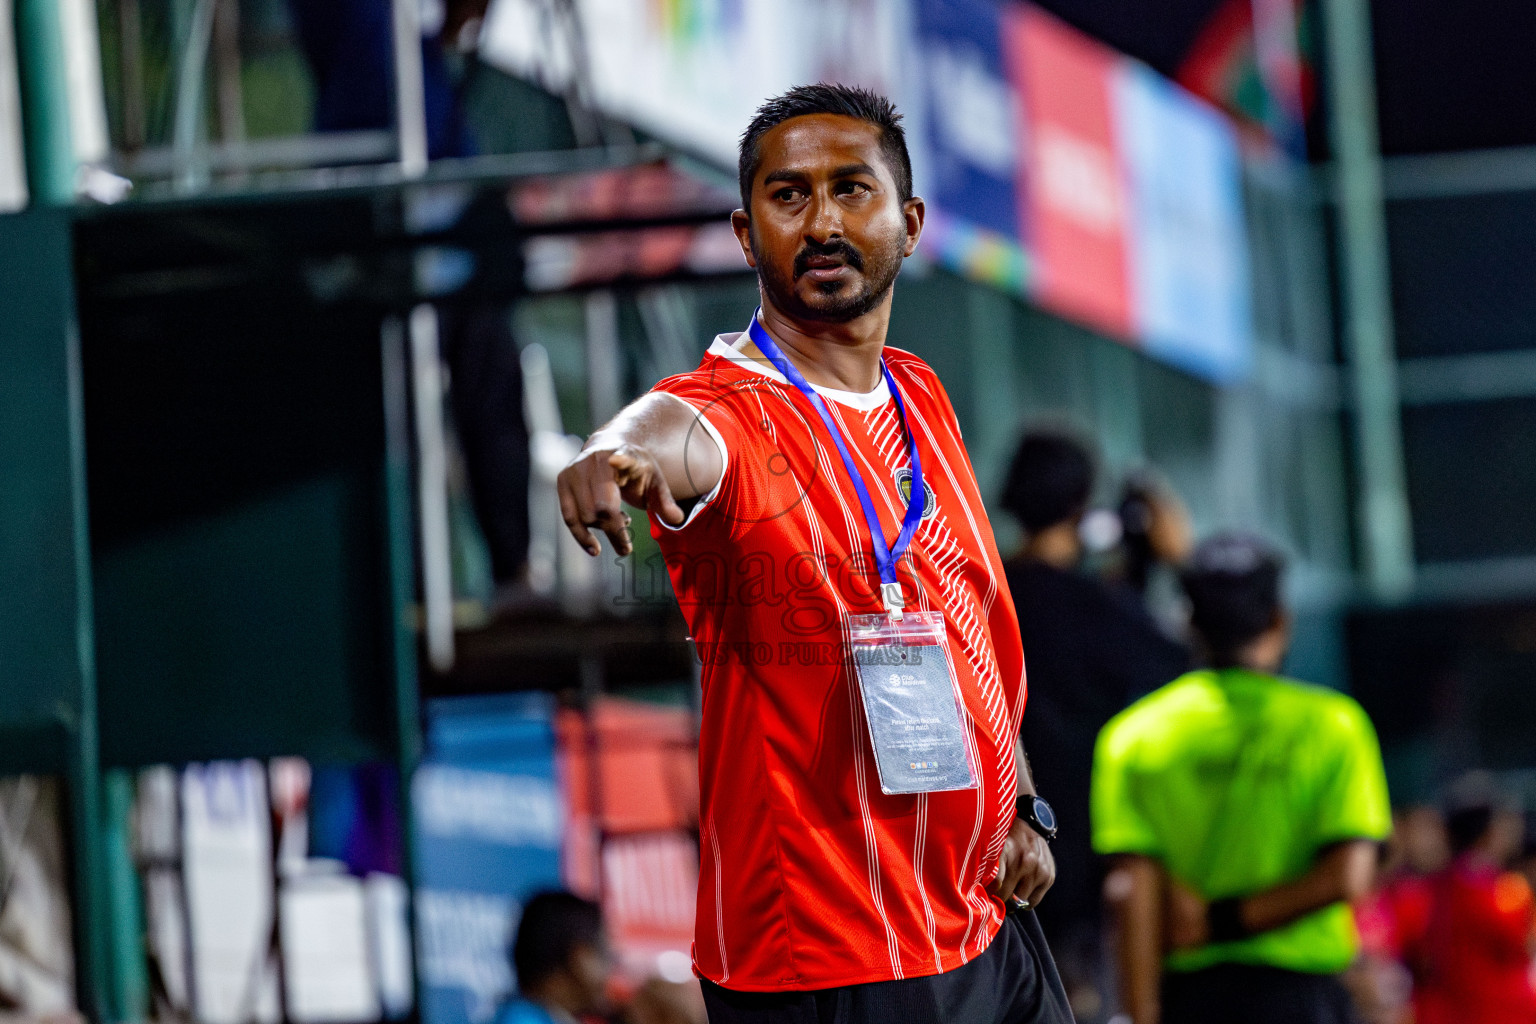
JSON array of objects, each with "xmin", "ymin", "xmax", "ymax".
[
  {"xmin": 902, "ymin": 196, "xmax": 925, "ymax": 258},
  {"xmin": 730, "ymin": 209, "xmax": 757, "ymax": 269}
]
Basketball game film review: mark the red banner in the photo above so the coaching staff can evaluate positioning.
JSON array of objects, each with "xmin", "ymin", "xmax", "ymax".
[{"xmin": 1006, "ymin": 5, "xmax": 1135, "ymax": 339}]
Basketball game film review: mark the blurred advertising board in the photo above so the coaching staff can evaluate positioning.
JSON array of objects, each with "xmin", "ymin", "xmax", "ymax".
[
  {"xmin": 505, "ymin": 161, "xmax": 747, "ymax": 291},
  {"xmin": 522, "ymin": 224, "xmax": 744, "ymax": 292},
  {"xmin": 558, "ymin": 698, "xmax": 700, "ymax": 981},
  {"xmin": 1116, "ymin": 64, "xmax": 1252, "ymax": 382},
  {"xmin": 482, "ymin": 0, "xmax": 917, "ymax": 170},
  {"xmin": 915, "ymin": 0, "xmax": 1031, "ymax": 295},
  {"xmin": 918, "ymin": 0, "xmax": 1253, "ymax": 383},
  {"xmin": 481, "ymin": 0, "xmax": 1252, "ymax": 383},
  {"xmin": 506, "ymin": 162, "xmax": 737, "ymax": 226},
  {"xmin": 1008, "ymin": 4, "xmax": 1135, "ymax": 338},
  {"xmin": 414, "ymin": 695, "xmax": 564, "ymax": 1024}
]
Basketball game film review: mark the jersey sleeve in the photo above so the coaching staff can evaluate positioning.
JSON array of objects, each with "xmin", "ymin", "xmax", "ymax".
[
  {"xmin": 1311, "ymin": 697, "xmax": 1393, "ymax": 848},
  {"xmin": 648, "ymin": 373, "xmax": 763, "ymax": 533},
  {"xmin": 1091, "ymin": 713, "xmax": 1163, "ymax": 858}
]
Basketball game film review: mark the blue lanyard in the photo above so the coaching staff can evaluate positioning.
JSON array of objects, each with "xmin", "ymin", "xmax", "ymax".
[{"xmin": 747, "ymin": 313, "xmax": 925, "ymax": 614}]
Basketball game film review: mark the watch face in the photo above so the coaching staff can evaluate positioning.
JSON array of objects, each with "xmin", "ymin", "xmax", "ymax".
[{"xmin": 1032, "ymin": 797, "xmax": 1056, "ymax": 833}]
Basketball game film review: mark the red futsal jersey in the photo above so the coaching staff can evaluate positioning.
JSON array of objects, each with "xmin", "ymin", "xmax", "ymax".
[
  {"xmin": 648, "ymin": 324, "xmax": 1028, "ymax": 991},
  {"xmin": 1410, "ymin": 856, "xmax": 1536, "ymax": 1024}
]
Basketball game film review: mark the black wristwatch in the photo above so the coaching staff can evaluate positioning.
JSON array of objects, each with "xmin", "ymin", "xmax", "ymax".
[{"xmin": 1015, "ymin": 794, "xmax": 1058, "ymax": 842}]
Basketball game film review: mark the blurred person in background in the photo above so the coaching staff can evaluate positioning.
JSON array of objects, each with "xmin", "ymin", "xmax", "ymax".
[
  {"xmin": 626, "ymin": 978, "xmax": 708, "ymax": 1024},
  {"xmin": 289, "ymin": 0, "xmax": 536, "ymax": 604},
  {"xmin": 1344, "ymin": 846, "xmax": 1414, "ymax": 1024},
  {"xmin": 502, "ymin": 890, "xmax": 614, "ymax": 1024},
  {"xmin": 1093, "ymin": 533, "xmax": 1392, "ymax": 1024},
  {"xmin": 1347, "ymin": 805, "xmax": 1448, "ymax": 1022},
  {"xmin": 557, "ymin": 84, "xmax": 1072, "ymax": 1024},
  {"xmin": 1404, "ymin": 779, "xmax": 1536, "ymax": 1024},
  {"xmin": 439, "ymin": 300, "xmax": 535, "ymax": 603},
  {"xmin": 1113, "ymin": 469, "xmax": 1192, "ymax": 601},
  {"xmin": 1000, "ymin": 429, "xmax": 1189, "ymax": 1020},
  {"xmin": 1516, "ymin": 814, "xmax": 1536, "ymax": 900},
  {"xmin": 1396, "ymin": 805, "xmax": 1453, "ymax": 880},
  {"xmin": 286, "ymin": 0, "xmax": 482, "ymax": 160},
  {"xmin": 1347, "ymin": 808, "xmax": 1448, "ymax": 1024}
]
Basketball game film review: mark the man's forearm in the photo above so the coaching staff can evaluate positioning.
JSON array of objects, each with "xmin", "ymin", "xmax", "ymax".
[
  {"xmin": 1014, "ymin": 738, "xmax": 1034, "ymax": 796},
  {"xmin": 584, "ymin": 393, "xmax": 722, "ymax": 502},
  {"xmin": 994, "ymin": 738, "xmax": 1056, "ymax": 908},
  {"xmin": 1235, "ymin": 840, "xmax": 1376, "ymax": 936},
  {"xmin": 1107, "ymin": 856, "xmax": 1163, "ymax": 1024}
]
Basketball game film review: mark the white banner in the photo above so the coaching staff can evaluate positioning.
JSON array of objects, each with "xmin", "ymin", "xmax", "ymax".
[{"xmin": 481, "ymin": 0, "xmax": 920, "ymax": 170}]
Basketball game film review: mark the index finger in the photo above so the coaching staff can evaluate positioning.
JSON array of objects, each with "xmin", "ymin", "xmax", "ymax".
[
  {"xmin": 645, "ymin": 469, "xmax": 686, "ymax": 527},
  {"xmin": 558, "ymin": 478, "xmax": 600, "ymax": 556},
  {"xmin": 598, "ymin": 503, "xmax": 634, "ymax": 557}
]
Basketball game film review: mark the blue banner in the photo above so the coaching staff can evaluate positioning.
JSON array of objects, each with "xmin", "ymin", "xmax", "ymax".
[
  {"xmin": 1116, "ymin": 63, "xmax": 1254, "ymax": 383},
  {"xmin": 915, "ymin": 0, "xmax": 1022, "ymax": 243},
  {"xmin": 414, "ymin": 694, "xmax": 564, "ymax": 1024},
  {"xmin": 913, "ymin": 0, "xmax": 1255, "ymax": 385}
]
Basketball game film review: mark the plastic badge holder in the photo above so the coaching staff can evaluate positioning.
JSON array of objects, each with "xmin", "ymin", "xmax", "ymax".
[{"xmin": 848, "ymin": 610, "xmax": 978, "ymax": 796}]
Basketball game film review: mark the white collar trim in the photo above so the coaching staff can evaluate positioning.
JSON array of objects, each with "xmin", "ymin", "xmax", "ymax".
[{"xmin": 707, "ymin": 328, "xmax": 892, "ymax": 412}]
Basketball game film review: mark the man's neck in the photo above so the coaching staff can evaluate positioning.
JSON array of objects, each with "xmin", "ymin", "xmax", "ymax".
[
  {"xmin": 1021, "ymin": 523, "xmax": 1081, "ymax": 569},
  {"xmin": 745, "ymin": 294, "xmax": 891, "ymax": 393}
]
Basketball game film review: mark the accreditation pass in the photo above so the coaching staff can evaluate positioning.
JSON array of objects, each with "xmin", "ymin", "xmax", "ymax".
[{"xmin": 850, "ymin": 612, "xmax": 977, "ymax": 795}]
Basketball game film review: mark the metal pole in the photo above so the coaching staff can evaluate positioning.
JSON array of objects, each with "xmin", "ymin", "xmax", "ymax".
[
  {"xmin": 63, "ymin": 241, "xmax": 108, "ymax": 1023},
  {"xmin": 118, "ymin": 0, "xmax": 146, "ymax": 153},
  {"xmin": 408, "ymin": 305, "xmax": 455, "ymax": 673},
  {"xmin": 379, "ymin": 316, "xmax": 425, "ymax": 1021},
  {"xmin": 14, "ymin": 0, "xmax": 75, "ymax": 203},
  {"xmin": 391, "ymin": 0, "xmax": 428, "ymax": 177},
  {"xmin": 583, "ymin": 291, "xmax": 623, "ymax": 428},
  {"xmin": 1321, "ymin": 0, "xmax": 1414, "ymax": 599},
  {"xmin": 212, "ymin": 0, "xmax": 246, "ymax": 148},
  {"xmin": 171, "ymin": 0, "xmax": 217, "ymax": 192},
  {"xmin": 0, "ymin": 0, "xmax": 29, "ymax": 209},
  {"xmin": 57, "ymin": 0, "xmax": 109, "ymax": 166}
]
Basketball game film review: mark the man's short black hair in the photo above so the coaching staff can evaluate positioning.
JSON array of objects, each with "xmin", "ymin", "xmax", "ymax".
[
  {"xmin": 1445, "ymin": 804, "xmax": 1493, "ymax": 856},
  {"xmin": 1000, "ymin": 429, "xmax": 1096, "ymax": 534},
  {"xmin": 738, "ymin": 83, "xmax": 913, "ymax": 210},
  {"xmin": 1180, "ymin": 533, "xmax": 1285, "ymax": 667},
  {"xmin": 512, "ymin": 890, "xmax": 602, "ymax": 991},
  {"xmin": 1443, "ymin": 773, "xmax": 1507, "ymax": 855}
]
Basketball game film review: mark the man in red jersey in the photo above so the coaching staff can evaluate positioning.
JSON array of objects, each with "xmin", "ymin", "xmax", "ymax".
[
  {"xmin": 1407, "ymin": 787, "xmax": 1536, "ymax": 1024},
  {"xmin": 557, "ymin": 85, "xmax": 1073, "ymax": 1024}
]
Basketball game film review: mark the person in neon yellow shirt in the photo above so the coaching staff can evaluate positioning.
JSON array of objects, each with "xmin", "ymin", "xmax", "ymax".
[{"xmin": 1092, "ymin": 534, "xmax": 1391, "ymax": 1024}]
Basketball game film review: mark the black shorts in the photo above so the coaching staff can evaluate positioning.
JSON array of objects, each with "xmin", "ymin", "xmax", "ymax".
[
  {"xmin": 700, "ymin": 906, "xmax": 1076, "ymax": 1024},
  {"xmin": 1161, "ymin": 963, "xmax": 1356, "ymax": 1024}
]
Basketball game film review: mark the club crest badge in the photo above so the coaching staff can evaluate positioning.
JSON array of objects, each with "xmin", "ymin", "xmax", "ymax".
[{"xmin": 894, "ymin": 467, "xmax": 937, "ymax": 520}]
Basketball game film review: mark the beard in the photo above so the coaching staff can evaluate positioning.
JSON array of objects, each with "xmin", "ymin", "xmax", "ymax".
[{"xmin": 751, "ymin": 224, "xmax": 905, "ymax": 324}]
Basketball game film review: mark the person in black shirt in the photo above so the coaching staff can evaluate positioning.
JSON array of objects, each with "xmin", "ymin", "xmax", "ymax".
[{"xmin": 1001, "ymin": 429, "xmax": 1190, "ymax": 1021}]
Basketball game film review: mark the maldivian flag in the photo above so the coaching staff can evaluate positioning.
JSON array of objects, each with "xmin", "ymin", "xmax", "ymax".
[{"xmin": 1176, "ymin": 0, "xmax": 1315, "ymax": 154}]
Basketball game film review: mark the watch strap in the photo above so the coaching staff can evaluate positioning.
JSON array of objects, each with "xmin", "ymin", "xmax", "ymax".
[
  {"xmin": 1206, "ymin": 897, "xmax": 1249, "ymax": 943},
  {"xmin": 1014, "ymin": 794, "xmax": 1056, "ymax": 840}
]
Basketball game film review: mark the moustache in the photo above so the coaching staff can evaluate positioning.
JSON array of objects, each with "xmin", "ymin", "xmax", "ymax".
[{"xmin": 794, "ymin": 239, "xmax": 865, "ymax": 278}]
